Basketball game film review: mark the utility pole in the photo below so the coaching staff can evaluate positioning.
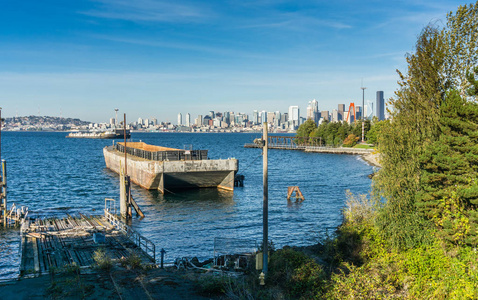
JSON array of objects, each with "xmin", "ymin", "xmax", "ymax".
[
  {"xmin": 0, "ymin": 107, "xmax": 4, "ymax": 227},
  {"xmin": 253, "ymin": 124, "xmax": 269, "ymax": 283},
  {"xmin": 262, "ymin": 122, "xmax": 269, "ymax": 277},
  {"xmin": 361, "ymin": 83, "xmax": 367, "ymax": 143},
  {"xmin": 120, "ymin": 113, "xmax": 130, "ymax": 219}
]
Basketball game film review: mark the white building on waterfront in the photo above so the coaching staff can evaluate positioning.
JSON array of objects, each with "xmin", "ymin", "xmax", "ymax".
[{"xmin": 288, "ymin": 105, "xmax": 300, "ymax": 130}]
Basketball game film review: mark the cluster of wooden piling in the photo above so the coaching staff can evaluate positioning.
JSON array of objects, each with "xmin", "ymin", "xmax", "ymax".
[{"xmin": 20, "ymin": 214, "xmax": 155, "ymax": 277}]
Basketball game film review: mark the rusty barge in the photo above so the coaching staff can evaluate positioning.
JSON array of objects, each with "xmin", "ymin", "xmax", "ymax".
[{"xmin": 103, "ymin": 142, "xmax": 238, "ymax": 193}]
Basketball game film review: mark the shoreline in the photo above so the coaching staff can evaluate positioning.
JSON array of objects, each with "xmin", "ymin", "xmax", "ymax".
[{"xmin": 361, "ymin": 152, "xmax": 381, "ymax": 168}]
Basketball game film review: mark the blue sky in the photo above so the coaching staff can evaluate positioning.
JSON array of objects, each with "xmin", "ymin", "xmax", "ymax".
[{"xmin": 0, "ymin": 0, "xmax": 468, "ymax": 123}]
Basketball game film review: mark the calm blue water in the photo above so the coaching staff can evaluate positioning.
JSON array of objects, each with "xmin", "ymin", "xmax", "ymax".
[{"xmin": 0, "ymin": 131, "xmax": 374, "ymax": 279}]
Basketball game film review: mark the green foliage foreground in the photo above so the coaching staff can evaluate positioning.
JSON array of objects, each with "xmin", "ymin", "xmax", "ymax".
[{"xmin": 232, "ymin": 193, "xmax": 478, "ymax": 299}]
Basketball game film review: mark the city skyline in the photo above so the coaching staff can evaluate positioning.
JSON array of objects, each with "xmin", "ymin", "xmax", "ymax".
[{"xmin": 1, "ymin": 1, "xmax": 465, "ymax": 123}]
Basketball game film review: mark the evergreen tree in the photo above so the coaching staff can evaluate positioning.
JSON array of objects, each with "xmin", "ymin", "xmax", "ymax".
[
  {"xmin": 374, "ymin": 25, "xmax": 447, "ymax": 249},
  {"xmin": 417, "ymin": 89, "xmax": 478, "ymax": 245}
]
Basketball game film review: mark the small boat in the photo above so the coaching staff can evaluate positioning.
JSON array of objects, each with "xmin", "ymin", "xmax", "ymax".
[{"xmin": 103, "ymin": 142, "xmax": 238, "ymax": 193}]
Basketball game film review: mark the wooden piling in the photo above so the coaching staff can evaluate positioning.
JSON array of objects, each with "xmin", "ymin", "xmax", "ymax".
[{"xmin": 287, "ymin": 186, "xmax": 305, "ymax": 202}]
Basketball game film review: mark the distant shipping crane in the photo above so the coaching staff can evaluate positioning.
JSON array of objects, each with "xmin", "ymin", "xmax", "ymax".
[{"xmin": 345, "ymin": 103, "xmax": 356, "ymax": 124}]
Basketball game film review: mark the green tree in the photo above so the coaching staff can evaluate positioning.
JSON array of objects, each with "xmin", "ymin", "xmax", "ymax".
[
  {"xmin": 416, "ymin": 69, "xmax": 478, "ymax": 245},
  {"xmin": 374, "ymin": 25, "xmax": 447, "ymax": 249},
  {"xmin": 296, "ymin": 119, "xmax": 317, "ymax": 138},
  {"xmin": 365, "ymin": 119, "xmax": 388, "ymax": 145},
  {"xmin": 445, "ymin": 2, "xmax": 478, "ymax": 96}
]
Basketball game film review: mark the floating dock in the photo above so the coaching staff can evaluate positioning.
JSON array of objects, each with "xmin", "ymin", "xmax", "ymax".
[{"xmin": 20, "ymin": 210, "xmax": 156, "ymax": 277}]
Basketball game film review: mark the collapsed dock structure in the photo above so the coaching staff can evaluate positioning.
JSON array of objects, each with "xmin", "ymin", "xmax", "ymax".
[
  {"xmin": 20, "ymin": 206, "xmax": 156, "ymax": 277},
  {"xmin": 103, "ymin": 142, "xmax": 239, "ymax": 193}
]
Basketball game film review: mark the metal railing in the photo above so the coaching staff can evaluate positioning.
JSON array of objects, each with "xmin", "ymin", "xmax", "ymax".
[
  {"xmin": 104, "ymin": 208, "xmax": 156, "ymax": 262},
  {"xmin": 305, "ymin": 146, "xmax": 374, "ymax": 153},
  {"xmin": 115, "ymin": 144, "xmax": 208, "ymax": 161}
]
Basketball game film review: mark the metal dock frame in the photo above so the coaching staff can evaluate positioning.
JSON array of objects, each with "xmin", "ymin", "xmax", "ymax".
[{"xmin": 104, "ymin": 207, "xmax": 156, "ymax": 263}]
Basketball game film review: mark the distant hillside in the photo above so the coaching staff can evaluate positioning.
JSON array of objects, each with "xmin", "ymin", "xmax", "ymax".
[
  {"xmin": 3, "ymin": 116, "xmax": 92, "ymax": 131},
  {"xmin": 5, "ymin": 116, "xmax": 91, "ymax": 126}
]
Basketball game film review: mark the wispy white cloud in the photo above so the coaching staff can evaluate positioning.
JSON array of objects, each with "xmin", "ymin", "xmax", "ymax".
[
  {"xmin": 238, "ymin": 12, "xmax": 352, "ymax": 31},
  {"xmin": 88, "ymin": 34, "xmax": 276, "ymax": 61},
  {"xmin": 82, "ymin": 0, "xmax": 211, "ymax": 22}
]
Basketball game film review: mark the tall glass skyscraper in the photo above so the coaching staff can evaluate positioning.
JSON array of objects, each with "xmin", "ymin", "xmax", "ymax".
[{"xmin": 376, "ymin": 91, "xmax": 385, "ymax": 121}]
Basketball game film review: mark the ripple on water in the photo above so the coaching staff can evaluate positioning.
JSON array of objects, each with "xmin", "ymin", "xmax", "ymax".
[{"xmin": 0, "ymin": 132, "xmax": 373, "ymax": 278}]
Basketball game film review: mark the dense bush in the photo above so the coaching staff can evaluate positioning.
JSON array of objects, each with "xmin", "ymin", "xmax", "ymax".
[{"xmin": 267, "ymin": 248, "xmax": 327, "ymax": 299}]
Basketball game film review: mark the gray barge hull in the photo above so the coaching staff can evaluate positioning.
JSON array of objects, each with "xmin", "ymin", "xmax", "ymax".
[{"xmin": 103, "ymin": 146, "xmax": 238, "ymax": 193}]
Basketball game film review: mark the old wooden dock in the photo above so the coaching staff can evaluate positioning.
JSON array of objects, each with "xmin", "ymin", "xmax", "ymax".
[{"xmin": 20, "ymin": 212, "xmax": 156, "ymax": 277}]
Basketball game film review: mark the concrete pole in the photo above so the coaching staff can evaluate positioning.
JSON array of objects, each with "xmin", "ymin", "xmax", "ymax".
[
  {"xmin": 0, "ymin": 108, "xmax": 5, "ymax": 227},
  {"xmin": 119, "ymin": 164, "xmax": 127, "ymax": 218},
  {"xmin": 124, "ymin": 113, "xmax": 127, "ymax": 176},
  {"xmin": 122, "ymin": 113, "xmax": 131, "ymax": 220},
  {"xmin": 361, "ymin": 86, "xmax": 366, "ymax": 143},
  {"xmin": 262, "ymin": 122, "xmax": 269, "ymax": 275},
  {"xmin": 2, "ymin": 161, "xmax": 6, "ymax": 227}
]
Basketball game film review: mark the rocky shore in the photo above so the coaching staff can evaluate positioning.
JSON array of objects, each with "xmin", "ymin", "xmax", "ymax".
[{"xmin": 361, "ymin": 152, "xmax": 381, "ymax": 168}]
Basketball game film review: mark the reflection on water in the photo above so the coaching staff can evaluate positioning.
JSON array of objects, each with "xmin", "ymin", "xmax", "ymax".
[
  {"xmin": 138, "ymin": 187, "xmax": 234, "ymax": 207},
  {"xmin": 0, "ymin": 132, "xmax": 374, "ymax": 279}
]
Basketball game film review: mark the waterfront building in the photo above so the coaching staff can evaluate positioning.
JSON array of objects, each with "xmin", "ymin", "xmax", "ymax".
[
  {"xmin": 203, "ymin": 115, "xmax": 211, "ymax": 126},
  {"xmin": 376, "ymin": 91, "xmax": 385, "ymax": 120},
  {"xmin": 185, "ymin": 113, "xmax": 191, "ymax": 127},
  {"xmin": 223, "ymin": 111, "xmax": 231, "ymax": 126},
  {"xmin": 252, "ymin": 110, "xmax": 259, "ymax": 125},
  {"xmin": 338, "ymin": 104, "xmax": 345, "ymax": 121},
  {"xmin": 177, "ymin": 113, "xmax": 182, "ymax": 126},
  {"xmin": 281, "ymin": 113, "xmax": 288, "ymax": 125},
  {"xmin": 267, "ymin": 112, "xmax": 275, "ymax": 124},
  {"xmin": 195, "ymin": 115, "xmax": 203, "ymax": 127},
  {"xmin": 332, "ymin": 109, "xmax": 339, "ymax": 122},
  {"xmin": 138, "ymin": 117, "xmax": 143, "ymax": 126},
  {"xmin": 151, "ymin": 118, "xmax": 158, "ymax": 126},
  {"xmin": 343, "ymin": 110, "xmax": 351, "ymax": 124},
  {"xmin": 260, "ymin": 110, "xmax": 267, "ymax": 124},
  {"xmin": 274, "ymin": 111, "xmax": 281, "ymax": 127},
  {"xmin": 288, "ymin": 105, "xmax": 300, "ymax": 129},
  {"xmin": 307, "ymin": 99, "xmax": 319, "ymax": 123},
  {"xmin": 355, "ymin": 106, "xmax": 362, "ymax": 120}
]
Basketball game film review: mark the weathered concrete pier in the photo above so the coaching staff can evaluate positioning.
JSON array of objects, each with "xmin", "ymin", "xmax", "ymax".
[{"xmin": 104, "ymin": 142, "xmax": 238, "ymax": 193}]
